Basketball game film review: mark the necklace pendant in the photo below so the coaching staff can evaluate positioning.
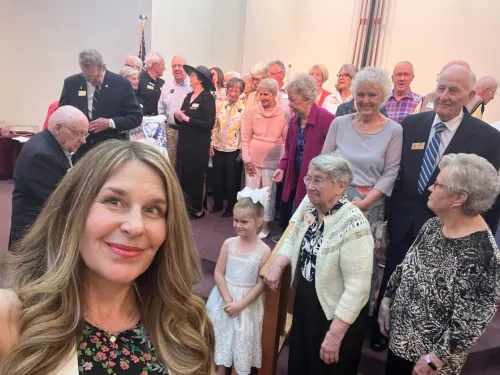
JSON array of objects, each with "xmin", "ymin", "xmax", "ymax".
[{"xmin": 110, "ymin": 336, "xmax": 117, "ymax": 343}]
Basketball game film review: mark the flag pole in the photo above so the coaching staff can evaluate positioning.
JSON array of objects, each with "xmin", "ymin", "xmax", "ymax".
[{"xmin": 138, "ymin": 15, "xmax": 148, "ymax": 71}]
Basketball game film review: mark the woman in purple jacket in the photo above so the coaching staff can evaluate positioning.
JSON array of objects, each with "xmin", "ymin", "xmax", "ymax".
[{"xmin": 272, "ymin": 74, "xmax": 335, "ymax": 238}]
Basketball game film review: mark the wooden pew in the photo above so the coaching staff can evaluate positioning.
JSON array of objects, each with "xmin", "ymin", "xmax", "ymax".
[{"xmin": 258, "ymin": 223, "xmax": 294, "ymax": 375}]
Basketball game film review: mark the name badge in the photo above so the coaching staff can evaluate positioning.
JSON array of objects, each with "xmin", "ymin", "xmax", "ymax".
[
  {"xmin": 281, "ymin": 93, "xmax": 288, "ymax": 99},
  {"xmin": 254, "ymin": 113, "xmax": 262, "ymax": 119},
  {"xmin": 78, "ymin": 90, "xmax": 86, "ymax": 96},
  {"xmin": 192, "ymin": 103, "xmax": 199, "ymax": 108},
  {"xmin": 147, "ymin": 85, "xmax": 154, "ymax": 90},
  {"xmin": 426, "ymin": 102, "xmax": 434, "ymax": 109},
  {"xmin": 411, "ymin": 142, "xmax": 426, "ymax": 150},
  {"xmin": 330, "ymin": 97, "xmax": 340, "ymax": 104},
  {"xmin": 305, "ymin": 212, "xmax": 315, "ymax": 226}
]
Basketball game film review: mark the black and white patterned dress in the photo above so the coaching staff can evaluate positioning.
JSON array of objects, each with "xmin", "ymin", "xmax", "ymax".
[
  {"xmin": 385, "ymin": 217, "xmax": 500, "ymax": 374},
  {"xmin": 299, "ymin": 197, "xmax": 347, "ymax": 282}
]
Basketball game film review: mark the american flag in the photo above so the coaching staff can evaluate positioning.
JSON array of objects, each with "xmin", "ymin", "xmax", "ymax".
[{"xmin": 138, "ymin": 25, "xmax": 146, "ymax": 71}]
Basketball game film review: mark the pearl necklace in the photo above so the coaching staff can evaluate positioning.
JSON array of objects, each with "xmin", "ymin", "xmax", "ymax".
[{"xmin": 83, "ymin": 310, "xmax": 138, "ymax": 343}]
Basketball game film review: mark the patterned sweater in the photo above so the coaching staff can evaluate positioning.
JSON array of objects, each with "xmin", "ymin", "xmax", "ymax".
[
  {"xmin": 278, "ymin": 196, "xmax": 374, "ymax": 323},
  {"xmin": 386, "ymin": 217, "xmax": 500, "ymax": 374}
]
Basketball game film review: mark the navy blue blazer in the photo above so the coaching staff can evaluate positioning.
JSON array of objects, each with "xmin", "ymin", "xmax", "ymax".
[
  {"xmin": 9, "ymin": 130, "xmax": 71, "ymax": 247},
  {"xmin": 388, "ymin": 108, "xmax": 500, "ymax": 244},
  {"xmin": 59, "ymin": 70, "xmax": 143, "ymax": 160}
]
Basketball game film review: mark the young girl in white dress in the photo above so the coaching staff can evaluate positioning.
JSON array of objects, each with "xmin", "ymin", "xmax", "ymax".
[{"xmin": 206, "ymin": 187, "xmax": 272, "ymax": 375}]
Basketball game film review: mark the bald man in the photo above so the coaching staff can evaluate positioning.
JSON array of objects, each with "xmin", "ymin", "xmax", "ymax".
[
  {"xmin": 467, "ymin": 76, "xmax": 499, "ymax": 119},
  {"xmin": 385, "ymin": 61, "xmax": 422, "ymax": 123},
  {"xmin": 9, "ymin": 106, "xmax": 89, "ymax": 248},
  {"xmin": 415, "ymin": 60, "xmax": 471, "ymax": 113},
  {"xmin": 372, "ymin": 65, "xmax": 500, "ymax": 350}
]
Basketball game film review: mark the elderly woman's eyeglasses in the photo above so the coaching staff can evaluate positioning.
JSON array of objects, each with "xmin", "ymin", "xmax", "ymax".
[
  {"xmin": 337, "ymin": 74, "xmax": 351, "ymax": 79},
  {"xmin": 304, "ymin": 176, "xmax": 332, "ymax": 187},
  {"xmin": 59, "ymin": 123, "xmax": 89, "ymax": 140},
  {"xmin": 431, "ymin": 182, "xmax": 446, "ymax": 190}
]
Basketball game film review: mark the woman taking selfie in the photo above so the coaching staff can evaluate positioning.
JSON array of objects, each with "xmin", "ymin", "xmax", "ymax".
[{"xmin": 0, "ymin": 141, "xmax": 214, "ymax": 375}]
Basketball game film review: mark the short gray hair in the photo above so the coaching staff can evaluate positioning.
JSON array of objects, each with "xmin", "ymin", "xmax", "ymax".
[
  {"xmin": 119, "ymin": 66, "xmax": 140, "ymax": 79},
  {"xmin": 350, "ymin": 66, "xmax": 392, "ymax": 107},
  {"xmin": 125, "ymin": 55, "xmax": 143, "ymax": 71},
  {"xmin": 145, "ymin": 52, "xmax": 164, "ymax": 69},
  {"xmin": 309, "ymin": 153, "xmax": 353, "ymax": 186},
  {"xmin": 226, "ymin": 77, "xmax": 244, "ymax": 92},
  {"xmin": 340, "ymin": 64, "xmax": 359, "ymax": 79},
  {"xmin": 225, "ymin": 71, "xmax": 242, "ymax": 80},
  {"xmin": 269, "ymin": 60, "xmax": 286, "ymax": 73},
  {"xmin": 287, "ymin": 73, "xmax": 317, "ymax": 104},
  {"xmin": 79, "ymin": 49, "xmax": 104, "ymax": 68},
  {"xmin": 476, "ymin": 76, "xmax": 499, "ymax": 91},
  {"xmin": 439, "ymin": 153, "xmax": 500, "ymax": 216},
  {"xmin": 258, "ymin": 78, "xmax": 279, "ymax": 95},
  {"xmin": 250, "ymin": 61, "xmax": 270, "ymax": 78},
  {"xmin": 440, "ymin": 65, "xmax": 476, "ymax": 92}
]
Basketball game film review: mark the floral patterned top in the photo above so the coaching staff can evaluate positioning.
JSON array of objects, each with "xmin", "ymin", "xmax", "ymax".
[
  {"xmin": 78, "ymin": 321, "xmax": 168, "ymax": 374},
  {"xmin": 386, "ymin": 217, "xmax": 500, "ymax": 374},
  {"xmin": 211, "ymin": 99, "xmax": 245, "ymax": 152},
  {"xmin": 299, "ymin": 196, "xmax": 347, "ymax": 282}
]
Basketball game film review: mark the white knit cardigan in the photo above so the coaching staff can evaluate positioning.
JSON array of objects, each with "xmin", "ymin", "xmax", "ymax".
[{"xmin": 278, "ymin": 197, "xmax": 374, "ymax": 323}]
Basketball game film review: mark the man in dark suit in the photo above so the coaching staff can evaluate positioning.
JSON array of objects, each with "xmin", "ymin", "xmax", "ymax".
[
  {"xmin": 371, "ymin": 65, "xmax": 500, "ymax": 350},
  {"xmin": 59, "ymin": 49, "xmax": 142, "ymax": 162},
  {"xmin": 9, "ymin": 106, "xmax": 89, "ymax": 248}
]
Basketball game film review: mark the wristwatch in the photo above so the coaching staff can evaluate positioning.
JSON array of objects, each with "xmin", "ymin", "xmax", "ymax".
[
  {"xmin": 109, "ymin": 119, "xmax": 116, "ymax": 129},
  {"xmin": 425, "ymin": 354, "xmax": 438, "ymax": 371}
]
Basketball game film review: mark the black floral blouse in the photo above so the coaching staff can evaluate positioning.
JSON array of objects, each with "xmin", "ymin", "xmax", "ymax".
[
  {"xmin": 78, "ymin": 321, "xmax": 168, "ymax": 374},
  {"xmin": 385, "ymin": 217, "xmax": 500, "ymax": 374},
  {"xmin": 299, "ymin": 196, "xmax": 347, "ymax": 282}
]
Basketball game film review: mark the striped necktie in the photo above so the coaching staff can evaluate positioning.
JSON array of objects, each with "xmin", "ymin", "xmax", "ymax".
[
  {"xmin": 91, "ymin": 85, "xmax": 101, "ymax": 119},
  {"xmin": 417, "ymin": 122, "xmax": 446, "ymax": 194}
]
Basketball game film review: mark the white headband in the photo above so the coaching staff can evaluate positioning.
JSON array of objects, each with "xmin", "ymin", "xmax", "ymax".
[{"xmin": 236, "ymin": 187, "xmax": 268, "ymax": 207}]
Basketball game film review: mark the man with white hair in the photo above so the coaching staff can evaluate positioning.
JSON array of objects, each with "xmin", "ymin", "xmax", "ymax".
[
  {"xmin": 136, "ymin": 52, "xmax": 166, "ymax": 115},
  {"xmin": 415, "ymin": 60, "xmax": 471, "ymax": 113},
  {"xmin": 246, "ymin": 61, "xmax": 270, "ymax": 108},
  {"xmin": 124, "ymin": 55, "xmax": 143, "ymax": 71},
  {"xmin": 9, "ymin": 106, "xmax": 89, "ymax": 247},
  {"xmin": 467, "ymin": 75, "xmax": 498, "ymax": 119},
  {"xmin": 269, "ymin": 60, "xmax": 289, "ymax": 111},
  {"xmin": 158, "ymin": 56, "xmax": 192, "ymax": 166},
  {"xmin": 59, "ymin": 49, "xmax": 142, "ymax": 162},
  {"xmin": 371, "ymin": 64, "xmax": 500, "ymax": 351}
]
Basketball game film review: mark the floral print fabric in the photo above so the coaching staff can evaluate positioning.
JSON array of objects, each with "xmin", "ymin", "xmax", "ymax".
[
  {"xmin": 299, "ymin": 196, "xmax": 347, "ymax": 282},
  {"xmin": 78, "ymin": 321, "xmax": 168, "ymax": 374}
]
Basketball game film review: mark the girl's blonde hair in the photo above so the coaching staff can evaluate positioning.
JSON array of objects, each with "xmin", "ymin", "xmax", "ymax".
[
  {"xmin": 234, "ymin": 197, "xmax": 265, "ymax": 221},
  {"xmin": 1, "ymin": 140, "xmax": 214, "ymax": 375}
]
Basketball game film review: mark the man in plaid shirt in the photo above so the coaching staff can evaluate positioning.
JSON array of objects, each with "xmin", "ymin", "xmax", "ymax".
[{"xmin": 385, "ymin": 61, "xmax": 422, "ymax": 123}]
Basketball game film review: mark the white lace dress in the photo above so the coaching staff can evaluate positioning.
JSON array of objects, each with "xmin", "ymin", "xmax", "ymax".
[{"xmin": 206, "ymin": 238, "xmax": 265, "ymax": 375}]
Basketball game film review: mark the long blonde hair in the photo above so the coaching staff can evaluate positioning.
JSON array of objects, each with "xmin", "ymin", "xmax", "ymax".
[{"xmin": 1, "ymin": 140, "xmax": 214, "ymax": 375}]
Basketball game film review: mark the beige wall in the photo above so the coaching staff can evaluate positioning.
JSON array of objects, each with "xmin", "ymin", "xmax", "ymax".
[
  {"xmin": 3, "ymin": 0, "xmax": 499, "ymax": 127},
  {"xmin": 0, "ymin": 0, "xmax": 152, "ymax": 128},
  {"xmin": 242, "ymin": 0, "xmax": 362, "ymax": 92},
  {"xmin": 152, "ymin": 0, "xmax": 247, "ymax": 76},
  {"xmin": 379, "ymin": 0, "xmax": 500, "ymax": 123}
]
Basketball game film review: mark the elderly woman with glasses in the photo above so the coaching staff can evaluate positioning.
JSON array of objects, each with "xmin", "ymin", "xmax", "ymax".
[
  {"xmin": 321, "ymin": 66, "xmax": 403, "ymax": 320},
  {"xmin": 322, "ymin": 64, "xmax": 359, "ymax": 115},
  {"xmin": 378, "ymin": 153, "xmax": 500, "ymax": 375},
  {"xmin": 245, "ymin": 62, "xmax": 270, "ymax": 108},
  {"xmin": 273, "ymin": 73, "xmax": 335, "ymax": 238},
  {"xmin": 210, "ymin": 77, "xmax": 246, "ymax": 217},
  {"xmin": 265, "ymin": 154, "xmax": 374, "ymax": 375},
  {"xmin": 242, "ymin": 78, "xmax": 288, "ymax": 238},
  {"xmin": 309, "ymin": 64, "xmax": 332, "ymax": 107}
]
